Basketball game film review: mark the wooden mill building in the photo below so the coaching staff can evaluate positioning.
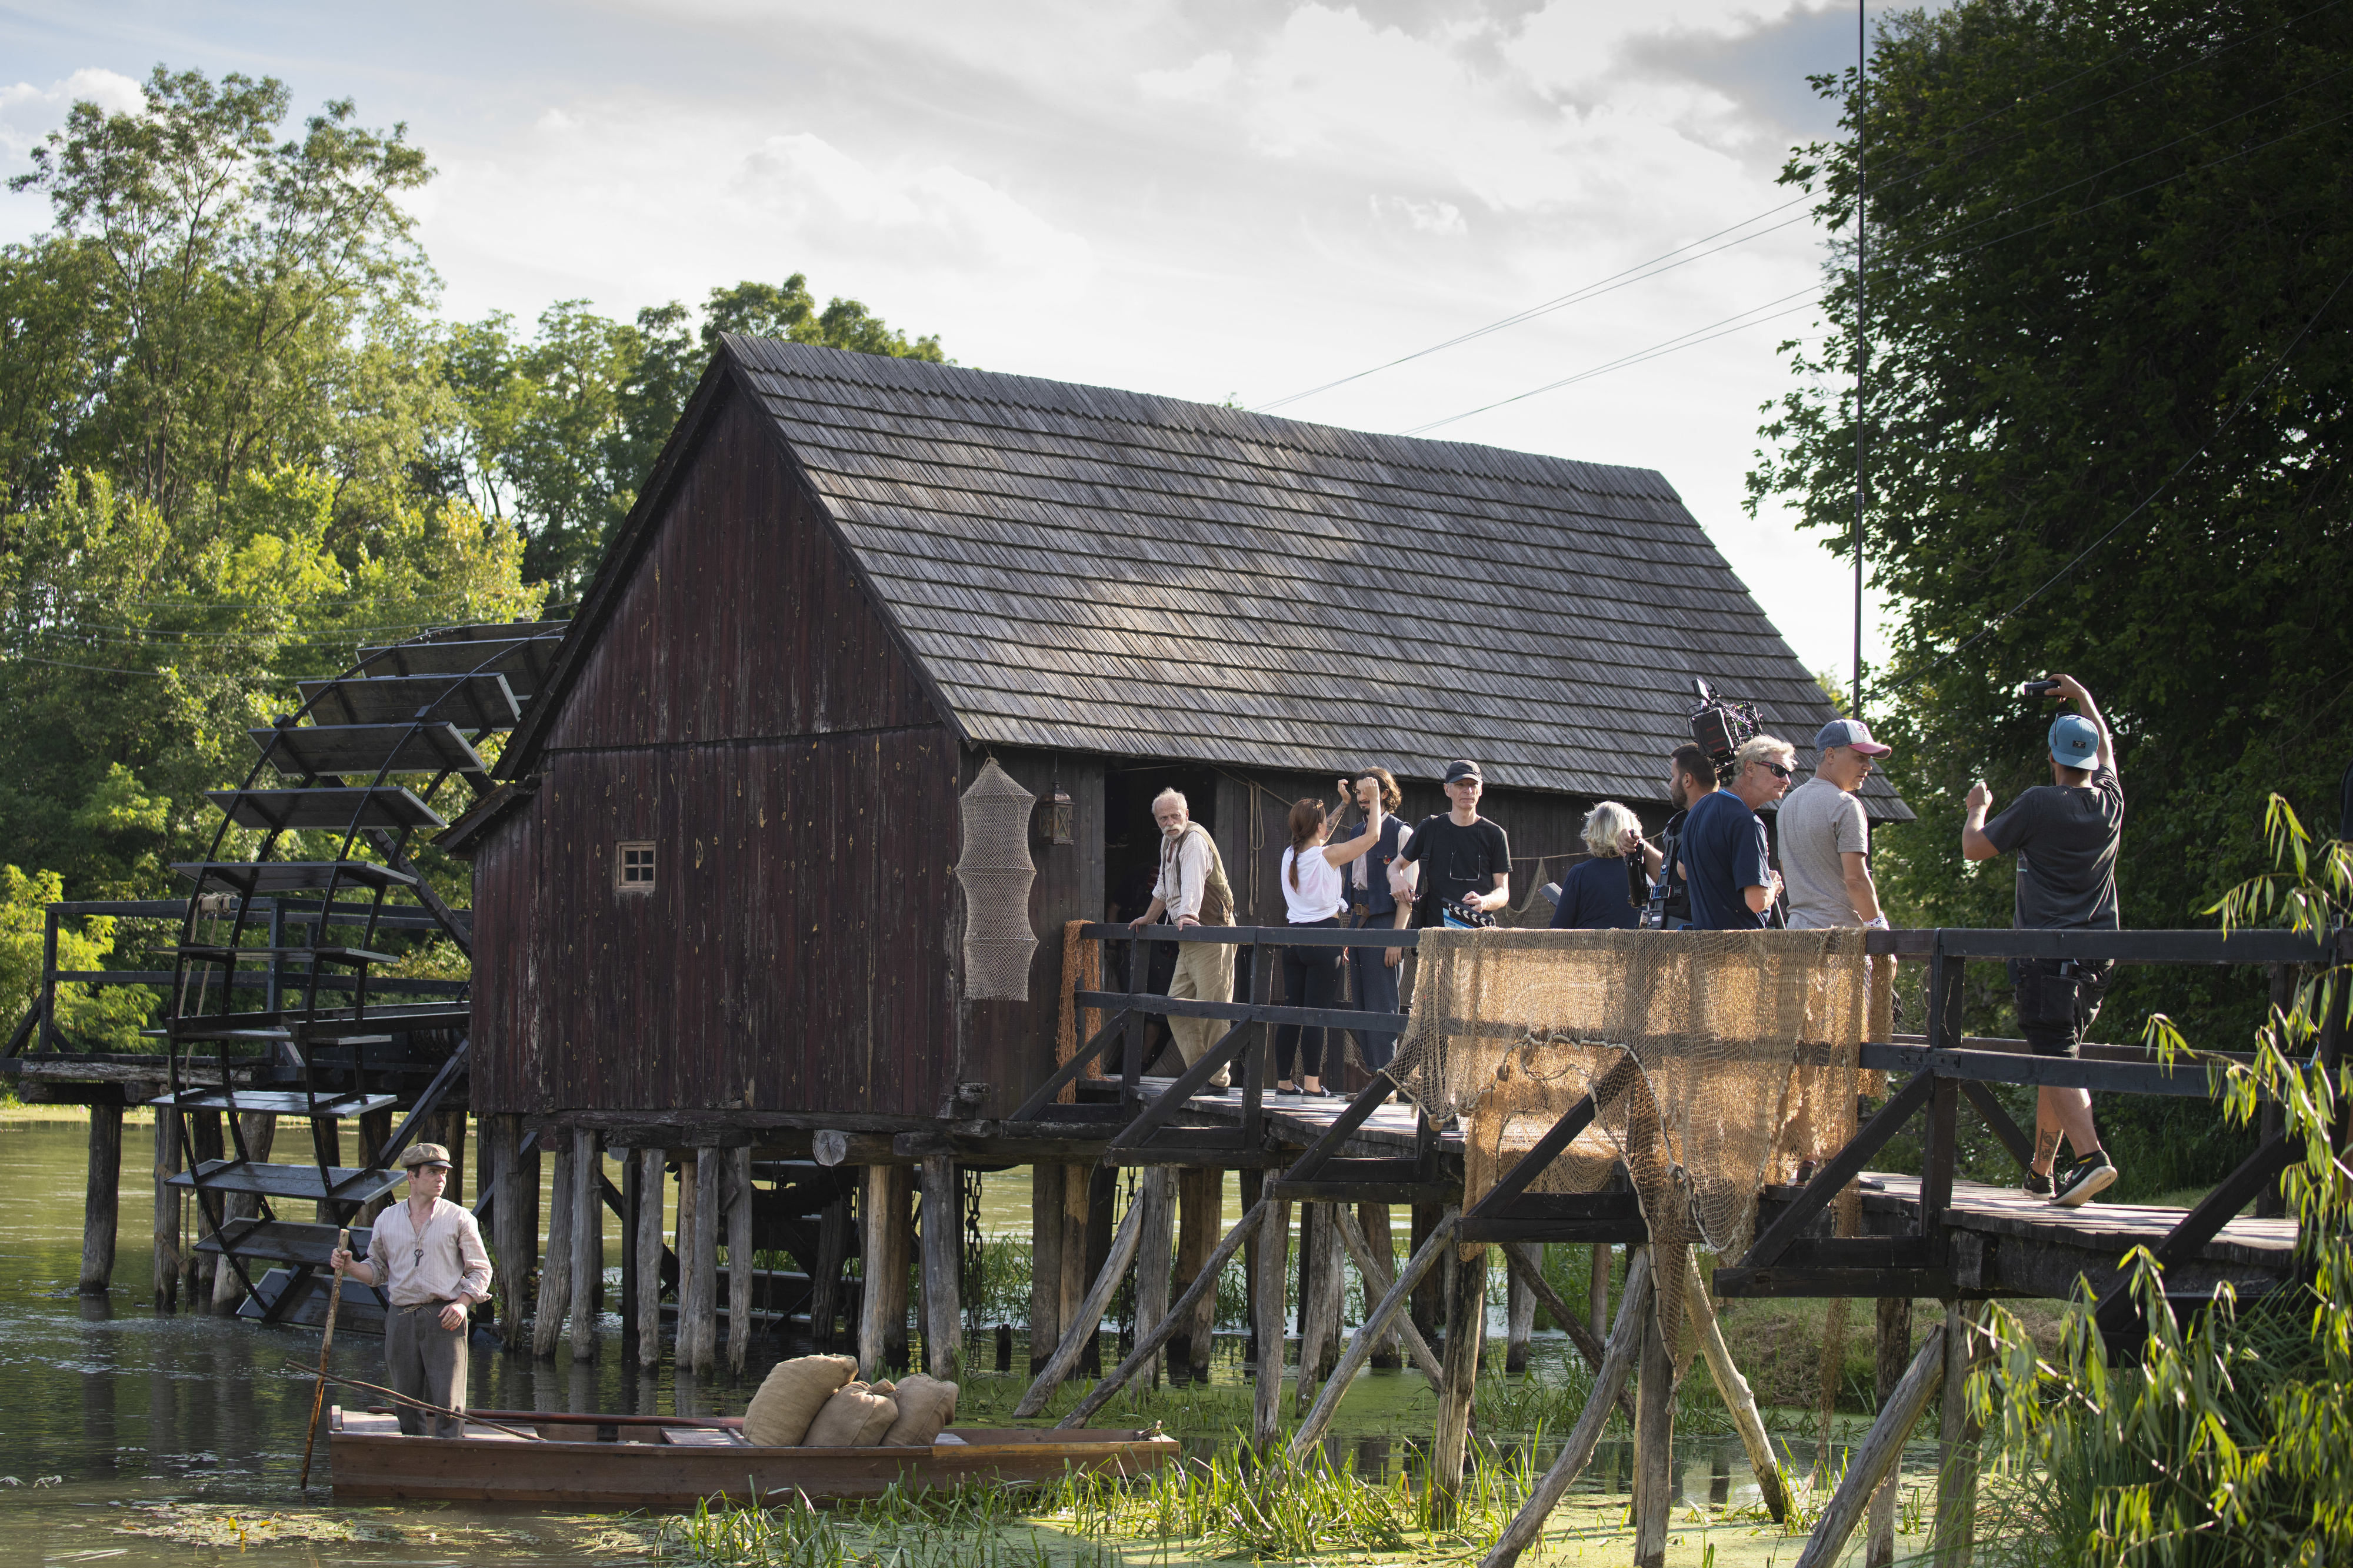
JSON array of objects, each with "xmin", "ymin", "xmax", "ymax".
[{"xmin": 434, "ymin": 338, "xmax": 1910, "ymax": 1372}]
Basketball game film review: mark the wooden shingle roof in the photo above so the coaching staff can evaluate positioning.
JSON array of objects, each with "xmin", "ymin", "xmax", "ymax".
[{"xmin": 726, "ymin": 339, "xmax": 1908, "ymax": 819}]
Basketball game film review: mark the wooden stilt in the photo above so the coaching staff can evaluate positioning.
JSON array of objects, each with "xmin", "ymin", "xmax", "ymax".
[
  {"xmin": 567, "ymin": 1129, "xmax": 601, "ymax": 1360},
  {"xmin": 1792, "ymin": 1326, "xmax": 1949, "ymax": 1568},
  {"xmin": 1589, "ymin": 1243, "xmax": 1610, "ymax": 1343},
  {"xmin": 531, "ymin": 1135, "xmax": 575, "ymax": 1359},
  {"xmin": 1057, "ymin": 1198, "xmax": 1270, "ymax": 1430},
  {"xmin": 686, "ymin": 1147, "xmax": 721, "ymax": 1373},
  {"xmin": 1079, "ymin": 1163, "xmax": 1114, "ymax": 1375},
  {"xmin": 1499, "ymin": 1243, "xmax": 1637, "ymax": 1425},
  {"xmin": 620, "ymin": 1149, "xmax": 641, "ymax": 1345},
  {"xmin": 1505, "ymin": 1241, "xmax": 1539, "ymax": 1374},
  {"xmin": 1933, "ymin": 1302, "xmax": 1985, "ymax": 1568},
  {"xmin": 1251, "ymin": 1193, "xmax": 1292, "ymax": 1453},
  {"xmin": 1329, "ymin": 1205, "xmax": 1444, "ymax": 1389},
  {"xmin": 1683, "ymin": 1252, "xmax": 1789, "ymax": 1523},
  {"xmin": 918, "ymin": 1154, "xmax": 962, "ymax": 1380},
  {"xmin": 1429, "ymin": 1242, "xmax": 1489, "ymax": 1523},
  {"xmin": 1479, "ymin": 1247, "xmax": 1655, "ymax": 1568},
  {"xmin": 1294, "ymin": 1204, "xmax": 1344, "ymax": 1413},
  {"xmin": 811, "ymin": 1193, "xmax": 849, "ymax": 1350},
  {"xmin": 1059, "ymin": 1163, "xmax": 1092, "ymax": 1372},
  {"xmin": 1868, "ymin": 1295, "xmax": 1914, "ymax": 1565},
  {"xmin": 82, "ymin": 1098, "xmax": 122, "ymax": 1296},
  {"xmin": 1240, "ymin": 1168, "xmax": 1264, "ymax": 1363},
  {"xmin": 727, "ymin": 1147, "xmax": 755, "ymax": 1374},
  {"xmin": 1013, "ymin": 1185, "xmax": 1147, "ymax": 1417},
  {"xmin": 1130, "ymin": 1166, "xmax": 1175, "ymax": 1389},
  {"xmin": 211, "ymin": 1111, "xmax": 276, "ymax": 1311},
  {"xmin": 1028, "ymin": 1164, "xmax": 1064, "ymax": 1371},
  {"xmin": 636, "ymin": 1149, "xmax": 666, "ymax": 1370},
  {"xmin": 1632, "ymin": 1247, "xmax": 1682, "ymax": 1568},
  {"xmin": 1408, "ymin": 1202, "xmax": 1443, "ymax": 1344},
  {"xmin": 674, "ymin": 1155, "xmax": 702, "ymax": 1366},
  {"xmin": 1359, "ymin": 1203, "xmax": 1400, "ymax": 1369},
  {"xmin": 186, "ymin": 1111, "xmax": 222, "ymax": 1302},
  {"xmin": 1288, "ymin": 1215, "xmax": 1455, "ymax": 1460},
  {"xmin": 1173, "ymin": 1168, "xmax": 1220, "ymax": 1377},
  {"xmin": 494, "ymin": 1117, "xmax": 538, "ymax": 1351},
  {"xmin": 856, "ymin": 1164, "xmax": 912, "ymax": 1380}
]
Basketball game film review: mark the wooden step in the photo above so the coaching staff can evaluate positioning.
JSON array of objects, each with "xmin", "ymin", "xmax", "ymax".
[
  {"xmin": 239, "ymin": 1267, "xmax": 388, "ymax": 1334},
  {"xmin": 172, "ymin": 1157, "xmax": 400, "ymax": 1203},
  {"xmin": 295, "ymin": 673, "xmax": 520, "ymax": 732},
  {"xmin": 206, "ymin": 786, "xmax": 446, "ymax": 832},
  {"xmin": 172, "ymin": 945, "xmax": 402, "ymax": 966},
  {"xmin": 355, "ymin": 635, "xmax": 564, "ymax": 700},
  {"xmin": 173, "ymin": 860, "xmax": 419, "ymax": 895},
  {"xmin": 168, "ymin": 1003, "xmax": 469, "ymax": 1039},
  {"xmin": 198, "ymin": 1216, "xmax": 374, "ymax": 1266},
  {"xmin": 250, "ymin": 723, "xmax": 488, "ymax": 781},
  {"xmin": 149, "ymin": 1089, "xmax": 397, "ymax": 1117}
]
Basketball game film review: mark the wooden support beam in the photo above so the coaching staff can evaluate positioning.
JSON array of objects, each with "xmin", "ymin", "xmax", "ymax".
[
  {"xmin": 684, "ymin": 1152, "xmax": 720, "ymax": 1372},
  {"xmin": 1478, "ymin": 1247, "xmax": 1655, "ymax": 1568},
  {"xmin": 1589, "ymin": 1243, "xmax": 1611, "ymax": 1343},
  {"xmin": 1632, "ymin": 1246, "xmax": 1681, "ymax": 1568},
  {"xmin": 1293, "ymin": 1204, "xmax": 1344, "ymax": 1413},
  {"xmin": 1028, "ymin": 1164, "xmax": 1064, "ymax": 1371},
  {"xmin": 186, "ymin": 1110, "xmax": 222, "ymax": 1302},
  {"xmin": 82, "ymin": 1100, "xmax": 122, "ymax": 1295},
  {"xmin": 1683, "ymin": 1252, "xmax": 1788, "ymax": 1523},
  {"xmin": 1287, "ymin": 1215, "xmax": 1455, "ymax": 1459},
  {"xmin": 2091, "ymin": 1131, "xmax": 2296, "ymax": 1339},
  {"xmin": 1014, "ymin": 1183, "xmax": 1147, "ymax": 1417},
  {"xmin": 635, "ymin": 1149, "xmax": 665, "ymax": 1370},
  {"xmin": 1329, "ymin": 1205, "xmax": 1444, "ymax": 1390},
  {"xmin": 1742, "ymin": 1070, "xmax": 1935, "ymax": 1268},
  {"xmin": 1409, "ymin": 1202, "xmax": 1444, "ymax": 1345},
  {"xmin": 1868, "ymin": 1295, "xmax": 1914, "ymax": 1566},
  {"xmin": 1130, "ymin": 1166, "xmax": 1176, "ymax": 1389},
  {"xmin": 1430, "ymin": 1242, "xmax": 1489, "ymax": 1523},
  {"xmin": 1058, "ymin": 1197, "xmax": 1270, "ymax": 1429},
  {"xmin": 211, "ymin": 1111, "xmax": 275, "ymax": 1311},
  {"xmin": 569, "ymin": 1127, "xmax": 601, "ymax": 1362},
  {"xmin": 918, "ymin": 1153, "xmax": 962, "ymax": 1380},
  {"xmin": 494, "ymin": 1117, "xmax": 538, "ymax": 1352},
  {"xmin": 1252, "ymin": 1192, "xmax": 1292, "ymax": 1452},
  {"xmin": 1934, "ymin": 1302, "xmax": 1985, "ymax": 1568},
  {"xmin": 1959, "ymin": 1081, "xmax": 2033, "ymax": 1169},
  {"xmin": 531, "ymin": 1135, "xmax": 574, "ymax": 1358},
  {"xmin": 619, "ymin": 1147, "xmax": 641, "ymax": 1344},
  {"xmin": 1358, "ymin": 1203, "xmax": 1401, "ymax": 1369},
  {"xmin": 728, "ymin": 1146, "xmax": 755, "ymax": 1374},
  {"xmin": 1059, "ymin": 1163, "xmax": 1093, "ymax": 1372},
  {"xmin": 1500, "ymin": 1240, "xmax": 1635, "ymax": 1427},
  {"xmin": 1505, "ymin": 1242, "xmax": 1539, "ymax": 1374},
  {"xmin": 856, "ymin": 1164, "xmax": 912, "ymax": 1380},
  {"xmin": 1175, "ymin": 1169, "xmax": 1222, "ymax": 1377},
  {"xmin": 1793, "ymin": 1325, "xmax": 1949, "ymax": 1568}
]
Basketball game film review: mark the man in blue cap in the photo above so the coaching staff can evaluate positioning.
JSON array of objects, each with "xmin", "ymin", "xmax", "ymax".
[{"xmin": 1962, "ymin": 674, "xmax": 2124, "ymax": 1206}]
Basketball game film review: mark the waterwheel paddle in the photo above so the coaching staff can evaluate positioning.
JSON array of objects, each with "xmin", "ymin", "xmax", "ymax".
[{"xmin": 297, "ymin": 1226, "xmax": 352, "ymax": 1491}]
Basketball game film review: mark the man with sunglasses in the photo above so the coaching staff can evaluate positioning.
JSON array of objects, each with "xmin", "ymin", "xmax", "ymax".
[
  {"xmin": 1779, "ymin": 719, "xmax": 1892, "ymax": 930},
  {"xmin": 1680, "ymin": 735, "xmax": 1793, "ymax": 930}
]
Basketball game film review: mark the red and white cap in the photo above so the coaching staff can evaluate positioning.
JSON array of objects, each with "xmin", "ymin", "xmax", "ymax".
[{"xmin": 1814, "ymin": 719, "xmax": 1891, "ymax": 757}]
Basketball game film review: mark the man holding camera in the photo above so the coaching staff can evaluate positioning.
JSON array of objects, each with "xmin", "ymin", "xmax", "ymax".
[
  {"xmin": 1779, "ymin": 719, "xmax": 1891, "ymax": 930},
  {"xmin": 1964, "ymin": 674, "xmax": 2124, "ymax": 1206},
  {"xmin": 1391, "ymin": 759, "xmax": 1510, "ymax": 928},
  {"xmin": 1679, "ymin": 736, "xmax": 1793, "ymax": 930}
]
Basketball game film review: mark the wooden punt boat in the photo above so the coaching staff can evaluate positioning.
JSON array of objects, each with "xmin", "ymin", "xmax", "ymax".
[{"xmin": 327, "ymin": 1406, "xmax": 1181, "ymax": 1508}]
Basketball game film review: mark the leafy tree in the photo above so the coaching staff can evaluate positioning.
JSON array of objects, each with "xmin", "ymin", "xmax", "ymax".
[{"xmin": 1748, "ymin": 0, "xmax": 2352, "ymax": 1189}]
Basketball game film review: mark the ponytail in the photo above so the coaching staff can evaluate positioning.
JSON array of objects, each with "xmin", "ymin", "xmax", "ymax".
[{"xmin": 1286, "ymin": 798, "xmax": 1326, "ymax": 890}]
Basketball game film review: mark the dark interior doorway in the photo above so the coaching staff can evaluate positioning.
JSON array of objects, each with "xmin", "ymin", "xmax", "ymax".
[{"xmin": 1102, "ymin": 763, "xmax": 1219, "ymax": 1076}]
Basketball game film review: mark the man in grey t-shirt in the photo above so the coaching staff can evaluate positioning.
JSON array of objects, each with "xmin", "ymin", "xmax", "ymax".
[{"xmin": 1779, "ymin": 719, "xmax": 1891, "ymax": 930}]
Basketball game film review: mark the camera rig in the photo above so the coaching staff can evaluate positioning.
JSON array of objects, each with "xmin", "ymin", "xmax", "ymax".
[{"xmin": 1687, "ymin": 676, "xmax": 1763, "ymax": 785}]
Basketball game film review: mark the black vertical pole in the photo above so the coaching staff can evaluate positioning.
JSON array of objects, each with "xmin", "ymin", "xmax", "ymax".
[{"xmin": 1852, "ymin": 0, "xmax": 1868, "ymax": 718}]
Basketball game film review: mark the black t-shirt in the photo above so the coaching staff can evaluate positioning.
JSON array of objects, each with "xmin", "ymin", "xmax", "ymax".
[
  {"xmin": 1982, "ymin": 769, "xmax": 2125, "ymax": 930},
  {"xmin": 1398, "ymin": 813, "xmax": 1510, "ymax": 923},
  {"xmin": 1679, "ymin": 788, "xmax": 1770, "ymax": 931}
]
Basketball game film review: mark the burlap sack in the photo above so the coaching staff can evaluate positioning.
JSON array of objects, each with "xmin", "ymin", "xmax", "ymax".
[
  {"xmin": 742, "ymin": 1354, "xmax": 856, "ymax": 1446},
  {"xmin": 802, "ymin": 1382, "xmax": 899, "ymax": 1447},
  {"xmin": 881, "ymin": 1374, "xmax": 959, "ymax": 1446}
]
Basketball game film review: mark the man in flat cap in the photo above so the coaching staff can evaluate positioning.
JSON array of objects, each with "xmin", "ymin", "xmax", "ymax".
[{"xmin": 329, "ymin": 1143, "xmax": 492, "ymax": 1436}]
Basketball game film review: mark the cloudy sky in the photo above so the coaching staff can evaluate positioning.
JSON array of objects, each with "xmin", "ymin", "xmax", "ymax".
[{"xmin": 1, "ymin": 0, "xmax": 1895, "ymax": 686}]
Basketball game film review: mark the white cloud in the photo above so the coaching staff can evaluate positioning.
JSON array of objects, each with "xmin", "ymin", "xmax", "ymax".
[
  {"xmin": 1138, "ymin": 51, "xmax": 1235, "ymax": 101},
  {"xmin": 0, "ymin": 68, "xmax": 144, "ymax": 178},
  {"xmin": 1371, "ymin": 194, "xmax": 1467, "ymax": 235}
]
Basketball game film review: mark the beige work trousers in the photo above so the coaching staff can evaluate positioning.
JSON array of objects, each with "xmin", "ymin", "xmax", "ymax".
[{"xmin": 1166, "ymin": 938, "xmax": 1237, "ymax": 1081}]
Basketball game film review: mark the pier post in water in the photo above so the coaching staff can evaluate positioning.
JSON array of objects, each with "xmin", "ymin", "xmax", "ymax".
[
  {"xmin": 568, "ymin": 1127, "xmax": 601, "ymax": 1360},
  {"xmin": 1933, "ymin": 1302, "xmax": 1985, "ymax": 1568},
  {"xmin": 530, "ymin": 1134, "xmax": 575, "ymax": 1358},
  {"xmin": 82, "ymin": 1096, "xmax": 122, "ymax": 1295},
  {"xmin": 1359, "ymin": 1203, "xmax": 1400, "ymax": 1369},
  {"xmin": 634, "ymin": 1149, "xmax": 666, "ymax": 1369},
  {"xmin": 686, "ymin": 1146, "xmax": 721, "ymax": 1372},
  {"xmin": 211, "ymin": 1111, "xmax": 275, "ymax": 1311},
  {"xmin": 918, "ymin": 1153, "xmax": 962, "ymax": 1379},
  {"xmin": 1250, "ymin": 1192, "xmax": 1291, "ymax": 1453},
  {"xmin": 1129, "ymin": 1166, "xmax": 1175, "ymax": 1389},
  {"xmin": 1504, "ymin": 1242, "xmax": 1540, "ymax": 1374},
  {"xmin": 1026, "ymin": 1164, "xmax": 1064, "ymax": 1372},
  {"xmin": 1868, "ymin": 1295, "xmax": 1914, "ymax": 1565},
  {"xmin": 857, "ymin": 1163, "xmax": 914, "ymax": 1379},
  {"xmin": 1632, "ymin": 1245, "xmax": 1682, "ymax": 1568},
  {"xmin": 151, "ymin": 1109, "xmax": 183, "ymax": 1312},
  {"xmin": 1430, "ymin": 1240, "xmax": 1489, "ymax": 1523},
  {"xmin": 491, "ymin": 1116, "xmax": 539, "ymax": 1350},
  {"xmin": 728, "ymin": 1146, "xmax": 755, "ymax": 1375}
]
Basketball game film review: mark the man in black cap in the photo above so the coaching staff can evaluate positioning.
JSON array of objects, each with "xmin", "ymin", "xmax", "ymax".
[
  {"xmin": 329, "ymin": 1142, "xmax": 492, "ymax": 1436},
  {"xmin": 1390, "ymin": 759, "xmax": 1511, "ymax": 928}
]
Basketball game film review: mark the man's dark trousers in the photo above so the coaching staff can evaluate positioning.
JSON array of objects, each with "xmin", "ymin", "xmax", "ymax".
[
  {"xmin": 386, "ymin": 1302, "xmax": 469, "ymax": 1436},
  {"xmin": 1345, "ymin": 912, "xmax": 1402, "ymax": 1070}
]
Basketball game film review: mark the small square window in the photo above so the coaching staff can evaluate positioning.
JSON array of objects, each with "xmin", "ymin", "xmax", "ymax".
[{"xmin": 616, "ymin": 841, "xmax": 656, "ymax": 892}]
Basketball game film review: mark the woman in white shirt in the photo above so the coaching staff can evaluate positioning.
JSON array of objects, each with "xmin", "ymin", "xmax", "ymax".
[{"xmin": 1275, "ymin": 792, "xmax": 1385, "ymax": 1097}]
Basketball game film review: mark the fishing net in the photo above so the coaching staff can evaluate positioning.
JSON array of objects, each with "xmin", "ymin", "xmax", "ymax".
[
  {"xmin": 956, "ymin": 760, "xmax": 1038, "ymax": 1000},
  {"xmin": 1388, "ymin": 926, "xmax": 1889, "ymax": 1341}
]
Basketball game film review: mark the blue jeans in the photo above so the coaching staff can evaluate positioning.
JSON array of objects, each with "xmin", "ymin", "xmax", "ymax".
[{"xmin": 1345, "ymin": 912, "xmax": 1405, "ymax": 1070}]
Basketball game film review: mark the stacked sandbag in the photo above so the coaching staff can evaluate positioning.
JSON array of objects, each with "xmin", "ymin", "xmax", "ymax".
[
  {"xmin": 742, "ymin": 1355, "xmax": 856, "ymax": 1446},
  {"xmin": 803, "ymin": 1380, "xmax": 899, "ymax": 1447},
  {"xmin": 881, "ymin": 1374, "xmax": 959, "ymax": 1446}
]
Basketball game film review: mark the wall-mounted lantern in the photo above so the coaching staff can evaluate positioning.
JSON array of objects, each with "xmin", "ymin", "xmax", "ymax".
[{"xmin": 1041, "ymin": 777, "xmax": 1075, "ymax": 845}]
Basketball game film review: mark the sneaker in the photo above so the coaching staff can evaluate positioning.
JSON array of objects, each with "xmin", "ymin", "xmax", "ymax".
[
  {"xmin": 2050, "ymin": 1152, "xmax": 2118, "ymax": 1207},
  {"xmin": 1207, "ymin": 1069, "xmax": 1232, "ymax": 1090},
  {"xmin": 2021, "ymin": 1168, "xmax": 2054, "ymax": 1200}
]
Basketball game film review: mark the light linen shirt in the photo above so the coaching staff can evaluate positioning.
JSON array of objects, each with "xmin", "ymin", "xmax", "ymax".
[
  {"xmin": 1151, "ymin": 826, "xmax": 1214, "ymax": 922},
  {"xmin": 366, "ymin": 1195, "xmax": 494, "ymax": 1309}
]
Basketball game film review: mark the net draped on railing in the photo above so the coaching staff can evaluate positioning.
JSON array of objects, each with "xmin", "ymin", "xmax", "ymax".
[{"xmin": 1388, "ymin": 926, "xmax": 1891, "ymax": 1341}]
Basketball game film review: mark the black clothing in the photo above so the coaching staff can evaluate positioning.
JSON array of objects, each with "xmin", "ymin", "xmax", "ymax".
[
  {"xmin": 1550, "ymin": 855, "xmax": 1642, "ymax": 930},
  {"xmin": 1277, "ymin": 918, "xmax": 1343, "ymax": 1080},
  {"xmin": 1397, "ymin": 813, "xmax": 1510, "ymax": 926},
  {"xmin": 1982, "ymin": 768, "xmax": 2125, "ymax": 931},
  {"xmin": 1680, "ymin": 788, "xmax": 1770, "ymax": 932}
]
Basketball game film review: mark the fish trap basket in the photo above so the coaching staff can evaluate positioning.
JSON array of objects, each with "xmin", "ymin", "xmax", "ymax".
[{"xmin": 956, "ymin": 759, "xmax": 1039, "ymax": 999}]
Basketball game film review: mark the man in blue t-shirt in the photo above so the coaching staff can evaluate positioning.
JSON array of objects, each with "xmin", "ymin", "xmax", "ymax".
[{"xmin": 1679, "ymin": 736, "xmax": 1794, "ymax": 930}]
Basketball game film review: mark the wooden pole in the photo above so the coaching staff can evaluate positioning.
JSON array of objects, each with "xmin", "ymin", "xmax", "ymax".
[
  {"xmin": 1430, "ymin": 1242, "xmax": 1489, "ymax": 1523},
  {"xmin": 1358, "ymin": 1203, "xmax": 1400, "ymax": 1369},
  {"xmin": 496, "ymin": 1119, "xmax": 539, "ymax": 1351},
  {"xmin": 81, "ymin": 1099, "xmax": 122, "ymax": 1295},
  {"xmin": 1294, "ymin": 1203, "xmax": 1345, "ymax": 1413},
  {"xmin": 1869, "ymin": 1295, "xmax": 1915, "ymax": 1565},
  {"xmin": 152, "ymin": 1109, "xmax": 184, "ymax": 1312},
  {"xmin": 687, "ymin": 1147, "xmax": 721, "ymax": 1373},
  {"xmin": 1933, "ymin": 1302, "xmax": 1985, "ymax": 1568},
  {"xmin": 635, "ymin": 1149, "xmax": 665, "ymax": 1370},
  {"xmin": 1028, "ymin": 1163, "xmax": 1063, "ymax": 1371},
  {"xmin": 295, "ymin": 1226, "xmax": 351, "ymax": 1492},
  {"xmin": 1057, "ymin": 1198, "xmax": 1270, "ymax": 1429},
  {"xmin": 1589, "ymin": 1243, "xmax": 1611, "ymax": 1343},
  {"xmin": 1498, "ymin": 1237, "xmax": 1635, "ymax": 1424},
  {"xmin": 186, "ymin": 1110, "xmax": 222, "ymax": 1302},
  {"xmin": 1504, "ymin": 1241, "xmax": 1539, "ymax": 1374},
  {"xmin": 569, "ymin": 1128, "xmax": 601, "ymax": 1361},
  {"xmin": 811, "ymin": 1192, "xmax": 848, "ymax": 1350},
  {"xmin": 1288, "ymin": 1215, "xmax": 1455, "ymax": 1460},
  {"xmin": 1329, "ymin": 1205, "xmax": 1444, "ymax": 1389},
  {"xmin": 856, "ymin": 1164, "xmax": 912, "ymax": 1381},
  {"xmin": 1251, "ymin": 1193, "xmax": 1292, "ymax": 1453},
  {"xmin": 1174, "ymin": 1168, "xmax": 1222, "ymax": 1378},
  {"xmin": 1408, "ymin": 1201, "xmax": 1444, "ymax": 1343},
  {"xmin": 1632, "ymin": 1246, "xmax": 1683, "ymax": 1568},
  {"xmin": 1683, "ymin": 1251, "xmax": 1789, "ymax": 1523},
  {"xmin": 1012, "ymin": 1185, "xmax": 1146, "ymax": 1417},
  {"xmin": 1130, "ymin": 1166, "xmax": 1175, "ymax": 1389},
  {"xmin": 211, "ymin": 1110, "xmax": 276, "ymax": 1311},
  {"xmin": 531, "ymin": 1136, "xmax": 575, "ymax": 1359},
  {"xmin": 728, "ymin": 1147, "xmax": 755, "ymax": 1374},
  {"xmin": 1479, "ymin": 1247, "xmax": 1655, "ymax": 1568},
  {"xmin": 918, "ymin": 1153, "xmax": 962, "ymax": 1380},
  {"xmin": 1794, "ymin": 1325, "xmax": 1948, "ymax": 1568}
]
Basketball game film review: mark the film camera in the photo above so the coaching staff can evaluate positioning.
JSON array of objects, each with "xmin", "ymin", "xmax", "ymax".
[{"xmin": 1634, "ymin": 677, "xmax": 1765, "ymax": 929}]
